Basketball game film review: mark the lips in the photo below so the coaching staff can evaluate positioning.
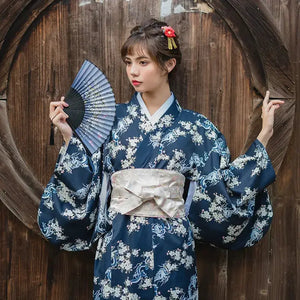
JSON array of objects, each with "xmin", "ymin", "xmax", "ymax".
[{"xmin": 132, "ymin": 80, "xmax": 142, "ymax": 86}]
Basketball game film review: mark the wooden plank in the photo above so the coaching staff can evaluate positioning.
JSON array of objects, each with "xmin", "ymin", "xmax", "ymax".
[
  {"xmin": 0, "ymin": 100, "xmax": 42, "ymax": 232},
  {"xmin": 0, "ymin": 0, "xmax": 57, "ymax": 93},
  {"xmin": 0, "ymin": 201, "xmax": 94, "ymax": 300},
  {"xmin": 211, "ymin": 0, "xmax": 294, "ymax": 98},
  {"xmin": 196, "ymin": 245, "xmax": 228, "ymax": 299},
  {"xmin": 0, "ymin": 0, "xmax": 31, "ymax": 42}
]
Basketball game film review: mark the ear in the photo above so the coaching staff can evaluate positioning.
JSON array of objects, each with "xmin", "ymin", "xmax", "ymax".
[{"xmin": 165, "ymin": 58, "xmax": 176, "ymax": 73}]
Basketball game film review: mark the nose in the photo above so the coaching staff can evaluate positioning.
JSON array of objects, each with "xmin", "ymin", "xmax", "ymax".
[{"xmin": 129, "ymin": 63, "xmax": 139, "ymax": 76}]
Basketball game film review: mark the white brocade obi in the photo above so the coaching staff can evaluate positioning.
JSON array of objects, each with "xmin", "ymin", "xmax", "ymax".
[{"xmin": 110, "ymin": 169, "xmax": 186, "ymax": 218}]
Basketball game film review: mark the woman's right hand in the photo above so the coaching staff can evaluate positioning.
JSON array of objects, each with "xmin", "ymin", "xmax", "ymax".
[{"xmin": 49, "ymin": 96, "xmax": 73, "ymax": 145}]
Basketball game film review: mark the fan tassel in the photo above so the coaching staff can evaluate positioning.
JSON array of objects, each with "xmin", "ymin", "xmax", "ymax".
[{"xmin": 50, "ymin": 123, "xmax": 55, "ymax": 145}]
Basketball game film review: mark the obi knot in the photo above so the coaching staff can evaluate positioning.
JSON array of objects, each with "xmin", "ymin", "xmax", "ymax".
[{"xmin": 110, "ymin": 169, "xmax": 185, "ymax": 218}]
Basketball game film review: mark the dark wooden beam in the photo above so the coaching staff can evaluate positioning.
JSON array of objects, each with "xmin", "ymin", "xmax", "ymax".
[
  {"xmin": 0, "ymin": 100, "xmax": 42, "ymax": 233},
  {"xmin": 0, "ymin": 0, "xmax": 57, "ymax": 93},
  {"xmin": 207, "ymin": 0, "xmax": 295, "ymax": 98}
]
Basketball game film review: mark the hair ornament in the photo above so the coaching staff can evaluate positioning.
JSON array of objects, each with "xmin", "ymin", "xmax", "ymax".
[{"xmin": 161, "ymin": 26, "xmax": 177, "ymax": 50}]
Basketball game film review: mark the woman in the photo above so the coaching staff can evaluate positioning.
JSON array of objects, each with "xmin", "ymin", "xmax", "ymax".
[{"xmin": 38, "ymin": 19, "xmax": 284, "ymax": 299}]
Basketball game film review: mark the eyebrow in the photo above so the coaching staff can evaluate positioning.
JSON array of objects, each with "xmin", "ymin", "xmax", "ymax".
[{"xmin": 125, "ymin": 55, "xmax": 149, "ymax": 60}]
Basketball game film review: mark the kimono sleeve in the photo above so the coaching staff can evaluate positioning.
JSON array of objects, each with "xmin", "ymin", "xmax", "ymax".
[
  {"xmin": 37, "ymin": 137, "xmax": 109, "ymax": 251},
  {"xmin": 188, "ymin": 130, "xmax": 276, "ymax": 250}
]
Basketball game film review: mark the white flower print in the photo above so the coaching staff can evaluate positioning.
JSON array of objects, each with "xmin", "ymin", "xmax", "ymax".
[
  {"xmin": 40, "ymin": 218, "xmax": 67, "ymax": 241},
  {"xmin": 107, "ymin": 141, "xmax": 126, "ymax": 159},
  {"xmin": 149, "ymin": 131, "xmax": 163, "ymax": 148},
  {"xmin": 167, "ymin": 149, "xmax": 188, "ymax": 172},
  {"xmin": 200, "ymin": 193, "xmax": 232, "ymax": 223},
  {"xmin": 179, "ymin": 121, "xmax": 192, "ymax": 131},
  {"xmin": 251, "ymin": 145, "xmax": 269, "ymax": 176},
  {"xmin": 127, "ymin": 216, "xmax": 149, "ymax": 233},
  {"xmin": 56, "ymin": 151, "xmax": 89, "ymax": 174},
  {"xmin": 222, "ymin": 221, "xmax": 248, "ymax": 244},
  {"xmin": 158, "ymin": 114, "xmax": 174, "ymax": 128},
  {"xmin": 161, "ymin": 127, "xmax": 186, "ymax": 146},
  {"xmin": 61, "ymin": 238, "xmax": 89, "ymax": 251},
  {"xmin": 121, "ymin": 136, "xmax": 143, "ymax": 168},
  {"xmin": 167, "ymin": 248, "xmax": 194, "ymax": 269},
  {"xmin": 139, "ymin": 115, "xmax": 155, "ymax": 133},
  {"xmin": 127, "ymin": 104, "xmax": 139, "ymax": 118}
]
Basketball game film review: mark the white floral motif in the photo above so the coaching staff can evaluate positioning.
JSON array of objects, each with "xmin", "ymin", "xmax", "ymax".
[
  {"xmin": 127, "ymin": 216, "xmax": 149, "ymax": 233},
  {"xmin": 226, "ymin": 174, "xmax": 241, "ymax": 189},
  {"xmin": 61, "ymin": 238, "xmax": 89, "ymax": 251},
  {"xmin": 154, "ymin": 296, "xmax": 167, "ymax": 300},
  {"xmin": 62, "ymin": 204, "xmax": 90, "ymax": 220},
  {"xmin": 167, "ymin": 149, "xmax": 187, "ymax": 172},
  {"xmin": 41, "ymin": 183, "xmax": 55, "ymax": 210},
  {"xmin": 40, "ymin": 218, "xmax": 67, "ymax": 240},
  {"xmin": 149, "ymin": 131, "xmax": 163, "ymax": 148},
  {"xmin": 251, "ymin": 145, "xmax": 269, "ymax": 176},
  {"xmin": 191, "ymin": 131, "xmax": 203, "ymax": 145},
  {"xmin": 231, "ymin": 155, "xmax": 254, "ymax": 170},
  {"xmin": 94, "ymin": 279, "xmax": 140, "ymax": 300},
  {"xmin": 157, "ymin": 114, "xmax": 174, "ymax": 128},
  {"xmin": 170, "ymin": 219, "xmax": 187, "ymax": 236},
  {"xmin": 127, "ymin": 104, "xmax": 139, "ymax": 118},
  {"xmin": 56, "ymin": 151, "xmax": 88, "ymax": 174},
  {"xmin": 139, "ymin": 115, "xmax": 155, "ymax": 133},
  {"xmin": 200, "ymin": 193, "xmax": 232, "ymax": 223},
  {"xmin": 237, "ymin": 187, "xmax": 258, "ymax": 207},
  {"xmin": 167, "ymin": 249, "xmax": 194, "ymax": 269},
  {"xmin": 222, "ymin": 221, "xmax": 248, "ymax": 244},
  {"xmin": 155, "ymin": 152, "xmax": 170, "ymax": 162},
  {"xmin": 121, "ymin": 136, "xmax": 143, "ymax": 168},
  {"xmin": 107, "ymin": 141, "xmax": 126, "ymax": 159},
  {"xmin": 179, "ymin": 121, "xmax": 192, "ymax": 130},
  {"xmin": 161, "ymin": 127, "xmax": 186, "ymax": 146},
  {"xmin": 54, "ymin": 181, "xmax": 91, "ymax": 207},
  {"xmin": 112, "ymin": 241, "xmax": 133, "ymax": 273}
]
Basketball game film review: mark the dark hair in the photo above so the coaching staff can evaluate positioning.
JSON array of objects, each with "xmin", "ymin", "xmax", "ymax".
[{"xmin": 121, "ymin": 18, "xmax": 182, "ymax": 79}]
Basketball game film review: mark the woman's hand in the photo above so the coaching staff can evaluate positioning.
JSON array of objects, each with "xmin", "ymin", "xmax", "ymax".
[
  {"xmin": 49, "ymin": 97, "xmax": 72, "ymax": 145},
  {"xmin": 257, "ymin": 90, "xmax": 284, "ymax": 147}
]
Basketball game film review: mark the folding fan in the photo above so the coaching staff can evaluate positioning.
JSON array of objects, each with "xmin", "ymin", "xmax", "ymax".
[{"xmin": 63, "ymin": 60, "xmax": 116, "ymax": 155}]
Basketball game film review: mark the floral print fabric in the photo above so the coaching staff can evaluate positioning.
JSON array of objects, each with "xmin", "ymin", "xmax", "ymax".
[{"xmin": 38, "ymin": 93, "xmax": 275, "ymax": 299}]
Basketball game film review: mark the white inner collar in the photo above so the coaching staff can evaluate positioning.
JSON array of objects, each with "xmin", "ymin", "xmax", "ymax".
[{"xmin": 137, "ymin": 92, "xmax": 174, "ymax": 124}]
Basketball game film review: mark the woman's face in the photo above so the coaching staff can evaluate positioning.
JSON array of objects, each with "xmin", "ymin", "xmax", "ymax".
[{"xmin": 124, "ymin": 46, "xmax": 169, "ymax": 94}]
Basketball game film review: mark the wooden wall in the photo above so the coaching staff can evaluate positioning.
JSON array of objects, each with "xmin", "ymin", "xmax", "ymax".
[{"xmin": 0, "ymin": 0, "xmax": 298, "ymax": 299}]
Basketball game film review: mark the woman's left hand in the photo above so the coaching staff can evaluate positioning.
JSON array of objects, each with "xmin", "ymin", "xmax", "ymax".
[{"xmin": 257, "ymin": 90, "xmax": 284, "ymax": 147}]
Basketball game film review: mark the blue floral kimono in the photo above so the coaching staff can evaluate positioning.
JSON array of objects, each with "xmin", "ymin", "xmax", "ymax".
[{"xmin": 38, "ymin": 92, "xmax": 275, "ymax": 299}]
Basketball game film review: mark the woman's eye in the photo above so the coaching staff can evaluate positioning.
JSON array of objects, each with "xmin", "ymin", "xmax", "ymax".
[
  {"xmin": 125, "ymin": 60, "xmax": 131, "ymax": 65},
  {"xmin": 140, "ymin": 61, "xmax": 148, "ymax": 65}
]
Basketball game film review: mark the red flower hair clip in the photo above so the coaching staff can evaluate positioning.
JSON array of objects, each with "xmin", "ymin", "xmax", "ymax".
[{"xmin": 161, "ymin": 26, "xmax": 177, "ymax": 50}]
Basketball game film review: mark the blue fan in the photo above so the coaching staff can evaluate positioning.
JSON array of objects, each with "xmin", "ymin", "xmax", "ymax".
[{"xmin": 63, "ymin": 60, "xmax": 116, "ymax": 154}]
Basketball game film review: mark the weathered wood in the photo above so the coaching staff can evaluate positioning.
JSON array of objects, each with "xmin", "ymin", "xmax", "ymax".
[
  {"xmin": 196, "ymin": 245, "xmax": 228, "ymax": 299},
  {"xmin": 0, "ymin": 0, "xmax": 32, "ymax": 44},
  {"xmin": 0, "ymin": 100, "xmax": 42, "ymax": 232},
  {"xmin": 0, "ymin": 201, "xmax": 94, "ymax": 300},
  {"xmin": 0, "ymin": 0, "xmax": 57, "ymax": 93},
  {"xmin": 207, "ymin": 0, "xmax": 294, "ymax": 98}
]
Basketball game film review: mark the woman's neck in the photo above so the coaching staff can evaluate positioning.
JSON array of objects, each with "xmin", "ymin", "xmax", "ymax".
[{"xmin": 141, "ymin": 86, "xmax": 172, "ymax": 116}]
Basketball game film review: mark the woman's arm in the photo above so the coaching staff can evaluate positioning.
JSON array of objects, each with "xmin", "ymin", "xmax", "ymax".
[
  {"xmin": 257, "ymin": 91, "xmax": 284, "ymax": 147},
  {"xmin": 38, "ymin": 98, "xmax": 109, "ymax": 251}
]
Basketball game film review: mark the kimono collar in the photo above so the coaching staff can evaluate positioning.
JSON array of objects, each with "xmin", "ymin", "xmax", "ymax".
[{"xmin": 136, "ymin": 92, "xmax": 175, "ymax": 124}]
